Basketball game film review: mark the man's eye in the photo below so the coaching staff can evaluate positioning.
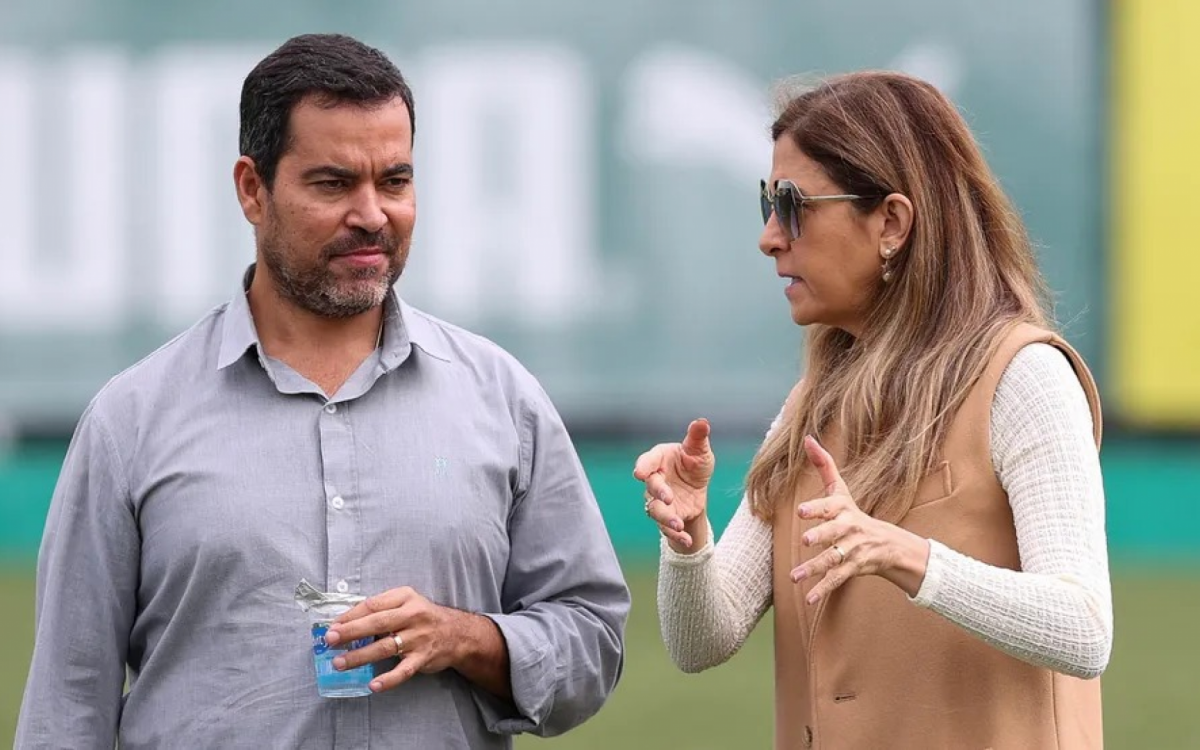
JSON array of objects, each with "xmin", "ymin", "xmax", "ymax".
[
  {"xmin": 315, "ymin": 180, "xmax": 347, "ymax": 191},
  {"xmin": 383, "ymin": 177, "xmax": 411, "ymax": 189}
]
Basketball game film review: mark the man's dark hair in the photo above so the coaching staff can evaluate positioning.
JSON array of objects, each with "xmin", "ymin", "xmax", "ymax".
[{"xmin": 239, "ymin": 33, "xmax": 415, "ymax": 190}]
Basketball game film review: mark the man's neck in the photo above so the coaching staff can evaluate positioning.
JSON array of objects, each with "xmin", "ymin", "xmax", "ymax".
[{"xmin": 246, "ymin": 270, "xmax": 385, "ymax": 395}]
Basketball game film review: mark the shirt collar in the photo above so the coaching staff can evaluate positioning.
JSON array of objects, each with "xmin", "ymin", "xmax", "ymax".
[
  {"xmin": 389, "ymin": 296, "xmax": 453, "ymax": 365},
  {"xmin": 216, "ymin": 265, "xmax": 260, "ymax": 370},
  {"xmin": 216, "ymin": 264, "xmax": 452, "ymax": 370}
]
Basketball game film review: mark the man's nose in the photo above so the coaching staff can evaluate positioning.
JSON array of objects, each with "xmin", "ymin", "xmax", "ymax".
[{"xmin": 346, "ymin": 187, "xmax": 388, "ymax": 233}]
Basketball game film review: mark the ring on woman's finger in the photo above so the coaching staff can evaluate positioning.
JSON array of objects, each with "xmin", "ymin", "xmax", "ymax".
[
  {"xmin": 831, "ymin": 544, "xmax": 847, "ymax": 565},
  {"xmin": 643, "ymin": 495, "xmax": 657, "ymax": 515}
]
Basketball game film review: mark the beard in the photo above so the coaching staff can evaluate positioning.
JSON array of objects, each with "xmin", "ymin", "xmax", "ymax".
[{"xmin": 259, "ymin": 222, "xmax": 407, "ymax": 319}]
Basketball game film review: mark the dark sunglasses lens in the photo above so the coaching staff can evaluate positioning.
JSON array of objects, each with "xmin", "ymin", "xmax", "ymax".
[
  {"xmin": 775, "ymin": 186, "xmax": 797, "ymax": 240},
  {"xmin": 760, "ymin": 181, "xmax": 799, "ymax": 239}
]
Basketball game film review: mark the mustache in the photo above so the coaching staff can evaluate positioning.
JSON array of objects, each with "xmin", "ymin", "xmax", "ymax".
[{"xmin": 323, "ymin": 230, "xmax": 400, "ymax": 259}]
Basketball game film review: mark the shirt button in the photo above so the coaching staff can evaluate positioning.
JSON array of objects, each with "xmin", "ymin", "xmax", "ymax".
[
  {"xmin": 331, "ymin": 496, "xmax": 345, "ymax": 510},
  {"xmin": 335, "ymin": 580, "xmax": 349, "ymax": 593},
  {"xmin": 324, "ymin": 403, "xmax": 338, "ymax": 414}
]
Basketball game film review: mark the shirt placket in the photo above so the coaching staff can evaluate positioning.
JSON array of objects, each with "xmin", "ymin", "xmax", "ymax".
[{"xmin": 317, "ymin": 398, "xmax": 370, "ymax": 744}]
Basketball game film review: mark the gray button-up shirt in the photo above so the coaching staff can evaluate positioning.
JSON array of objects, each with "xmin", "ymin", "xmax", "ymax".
[{"xmin": 16, "ymin": 271, "xmax": 630, "ymax": 749}]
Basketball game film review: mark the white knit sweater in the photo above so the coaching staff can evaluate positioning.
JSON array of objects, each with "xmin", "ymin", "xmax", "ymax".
[{"xmin": 657, "ymin": 343, "xmax": 1113, "ymax": 679}]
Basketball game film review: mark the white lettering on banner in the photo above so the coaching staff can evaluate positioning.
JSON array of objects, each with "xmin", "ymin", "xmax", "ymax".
[
  {"xmin": 152, "ymin": 48, "xmax": 264, "ymax": 327},
  {"xmin": 619, "ymin": 45, "xmax": 767, "ymax": 183},
  {"xmin": 417, "ymin": 45, "xmax": 598, "ymax": 324},
  {"xmin": 0, "ymin": 43, "xmax": 635, "ymax": 334},
  {"xmin": 620, "ymin": 42, "xmax": 964, "ymax": 179},
  {"xmin": 0, "ymin": 52, "xmax": 34, "ymax": 324},
  {"xmin": 0, "ymin": 50, "xmax": 127, "ymax": 331}
]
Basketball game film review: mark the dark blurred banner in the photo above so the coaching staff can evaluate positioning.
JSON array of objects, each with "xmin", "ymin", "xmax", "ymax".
[{"xmin": 0, "ymin": 1, "xmax": 1106, "ymax": 434}]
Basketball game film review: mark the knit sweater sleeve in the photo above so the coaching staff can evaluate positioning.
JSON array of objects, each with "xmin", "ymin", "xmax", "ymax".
[
  {"xmin": 911, "ymin": 342, "xmax": 1113, "ymax": 678},
  {"xmin": 656, "ymin": 432, "xmax": 776, "ymax": 673}
]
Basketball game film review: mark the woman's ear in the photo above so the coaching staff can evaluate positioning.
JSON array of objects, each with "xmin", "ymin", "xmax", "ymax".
[{"xmin": 879, "ymin": 193, "xmax": 914, "ymax": 253}]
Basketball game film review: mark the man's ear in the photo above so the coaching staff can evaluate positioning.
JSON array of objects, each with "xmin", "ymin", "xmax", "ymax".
[{"xmin": 234, "ymin": 156, "xmax": 267, "ymax": 225}]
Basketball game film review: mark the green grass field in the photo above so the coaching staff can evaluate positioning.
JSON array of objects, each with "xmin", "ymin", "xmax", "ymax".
[{"xmin": 3, "ymin": 567, "xmax": 1198, "ymax": 748}]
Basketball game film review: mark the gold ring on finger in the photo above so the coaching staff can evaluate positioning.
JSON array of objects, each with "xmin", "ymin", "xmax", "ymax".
[
  {"xmin": 831, "ymin": 544, "xmax": 847, "ymax": 565},
  {"xmin": 391, "ymin": 633, "xmax": 405, "ymax": 656}
]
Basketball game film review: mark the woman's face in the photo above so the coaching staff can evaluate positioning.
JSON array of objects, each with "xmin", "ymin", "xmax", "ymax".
[{"xmin": 759, "ymin": 138, "xmax": 892, "ymax": 336}]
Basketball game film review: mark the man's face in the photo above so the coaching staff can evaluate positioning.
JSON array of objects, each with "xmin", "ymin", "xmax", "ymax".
[{"xmin": 240, "ymin": 95, "xmax": 416, "ymax": 318}]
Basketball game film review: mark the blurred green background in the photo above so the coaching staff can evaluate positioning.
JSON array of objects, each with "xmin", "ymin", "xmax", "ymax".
[{"xmin": 3, "ymin": 0, "xmax": 1200, "ymax": 747}]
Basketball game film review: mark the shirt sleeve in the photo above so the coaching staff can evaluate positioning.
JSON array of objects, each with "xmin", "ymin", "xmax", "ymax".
[
  {"xmin": 472, "ymin": 381, "xmax": 630, "ymax": 737},
  {"xmin": 16, "ymin": 399, "xmax": 140, "ymax": 749},
  {"xmin": 911, "ymin": 343, "xmax": 1113, "ymax": 679}
]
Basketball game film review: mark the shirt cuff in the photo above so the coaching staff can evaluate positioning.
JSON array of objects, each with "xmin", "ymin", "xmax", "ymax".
[
  {"xmin": 910, "ymin": 538, "xmax": 951, "ymax": 608},
  {"xmin": 659, "ymin": 518, "xmax": 716, "ymax": 568},
  {"xmin": 473, "ymin": 612, "xmax": 555, "ymax": 735}
]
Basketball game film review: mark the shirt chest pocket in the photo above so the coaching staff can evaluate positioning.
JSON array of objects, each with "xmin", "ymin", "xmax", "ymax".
[{"xmin": 372, "ymin": 444, "xmax": 515, "ymax": 561}]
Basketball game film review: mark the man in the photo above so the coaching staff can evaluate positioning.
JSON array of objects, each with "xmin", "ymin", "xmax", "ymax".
[{"xmin": 17, "ymin": 33, "xmax": 630, "ymax": 749}]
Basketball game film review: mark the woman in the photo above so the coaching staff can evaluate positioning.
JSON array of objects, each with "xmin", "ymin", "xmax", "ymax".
[{"xmin": 635, "ymin": 71, "xmax": 1111, "ymax": 749}]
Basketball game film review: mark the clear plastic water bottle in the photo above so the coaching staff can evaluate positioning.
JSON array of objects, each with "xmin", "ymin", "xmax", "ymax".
[
  {"xmin": 311, "ymin": 619, "xmax": 375, "ymax": 698},
  {"xmin": 295, "ymin": 579, "xmax": 376, "ymax": 698}
]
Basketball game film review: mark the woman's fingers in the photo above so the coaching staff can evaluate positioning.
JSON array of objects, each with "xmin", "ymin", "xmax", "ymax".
[
  {"xmin": 634, "ymin": 419, "xmax": 715, "ymax": 487},
  {"xmin": 644, "ymin": 491, "xmax": 683, "ymax": 532},
  {"xmin": 803, "ymin": 559, "xmax": 855, "ymax": 605},
  {"xmin": 633, "ymin": 444, "xmax": 672, "ymax": 481},
  {"xmin": 658, "ymin": 521, "xmax": 693, "ymax": 549},
  {"xmin": 644, "ymin": 471, "xmax": 674, "ymax": 504},
  {"xmin": 797, "ymin": 493, "xmax": 855, "ymax": 520},
  {"xmin": 803, "ymin": 435, "xmax": 850, "ymax": 495},
  {"xmin": 633, "ymin": 421, "xmax": 716, "ymax": 551},
  {"xmin": 790, "ymin": 540, "xmax": 853, "ymax": 583},
  {"xmin": 799, "ymin": 513, "xmax": 856, "ymax": 548}
]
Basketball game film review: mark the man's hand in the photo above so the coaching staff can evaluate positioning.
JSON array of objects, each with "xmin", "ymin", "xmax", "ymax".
[{"xmin": 324, "ymin": 587, "xmax": 511, "ymax": 697}]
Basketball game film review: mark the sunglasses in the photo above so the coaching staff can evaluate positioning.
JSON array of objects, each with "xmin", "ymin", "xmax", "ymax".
[{"xmin": 760, "ymin": 179, "xmax": 872, "ymax": 242}]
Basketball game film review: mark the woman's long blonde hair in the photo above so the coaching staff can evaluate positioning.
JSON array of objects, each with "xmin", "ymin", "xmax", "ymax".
[{"xmin": 745, "ymin": 71, "xmax": 1050, "ymax": 523}]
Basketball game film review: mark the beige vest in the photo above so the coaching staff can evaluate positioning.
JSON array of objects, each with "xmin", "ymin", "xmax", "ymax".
[{"xmin": 771, "ymin": 324, "xmax": 1104, "ymax": 749}]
